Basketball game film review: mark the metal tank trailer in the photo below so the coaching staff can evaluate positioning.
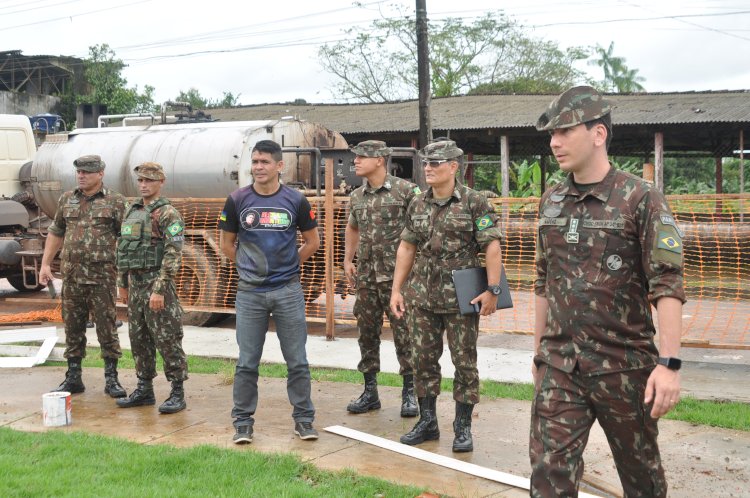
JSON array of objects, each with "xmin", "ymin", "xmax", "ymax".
[{"xmin": 24, "ymin": 117, "xmax": 357, "ymax": 325}]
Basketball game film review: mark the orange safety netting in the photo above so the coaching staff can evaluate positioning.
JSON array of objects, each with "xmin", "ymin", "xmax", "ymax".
[{"xmin": 4, "ymin": 194, "xmax": 748, "ymax": 349}]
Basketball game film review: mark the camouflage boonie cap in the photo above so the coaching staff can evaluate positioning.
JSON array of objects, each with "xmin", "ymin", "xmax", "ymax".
[
  {"xmin": 420, "ymin": 140, "xmax": 463, "ymax": 161},
  {"xmin": 536, "ymin": 85, "xmax": 611, "ymax": 131},
  {"xmin": 73, "ymin": 155, "xmax": 105, "ymax": 172},
  {"xmin": 134, "ymin": 162, "xmax": 165, "ymax": 180},
  {"xmin": 351, "ymin": 140, "xmax": 393, "ymax": 158}
]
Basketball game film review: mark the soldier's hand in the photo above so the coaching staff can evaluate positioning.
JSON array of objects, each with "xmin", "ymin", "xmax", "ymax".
[
  {"xmin": 344, "ymin": 261, "xmax": 357, "ymax": 287},
  {"xmin": 118, "ymin": 287, "xmax": 129, "ymax": 305},
  {"xmin": 644, "ymin": 365, "xmax": 681, "ymax": 418},
  {"xmin": 149, "ymin": 292, "xmax": 165, "ymax": 312},
  {"xmin": 471, "ymin": 291, "xmax": 498, "ymax": 316},
  {"xmin": 390, "ymin": 292, "xmax": 406, "ymax": 319},
  {"xmin": 39, "ymin": 265, "xmax": 53, "ymax": 286}
]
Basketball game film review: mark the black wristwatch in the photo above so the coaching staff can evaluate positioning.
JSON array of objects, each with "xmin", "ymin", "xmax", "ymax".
[
  {"xmin": 487, "ymin": 284, "xmax": 502, "ymax": 296},
  {"xmin": 657, "ymin": 357, "xmax": 682, "ymax": 371}
]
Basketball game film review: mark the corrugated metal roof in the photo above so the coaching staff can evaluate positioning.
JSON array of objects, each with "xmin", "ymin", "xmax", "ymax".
[{"xmin": 208, "ymin": 91, "xmax": 750, "ymax": 134}]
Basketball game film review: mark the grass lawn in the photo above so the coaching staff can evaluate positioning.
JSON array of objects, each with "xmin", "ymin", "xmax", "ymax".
[{"xmin": 0, "ymin": 428, "xmax": 425, "ymax": 498}]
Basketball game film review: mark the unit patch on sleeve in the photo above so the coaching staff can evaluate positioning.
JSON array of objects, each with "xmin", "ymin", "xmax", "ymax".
[
  {"xmin": 475, "ymin": 214, "xmax": 494, "ymax": 231},
  {"xmin": 657, "ymin": 231, "xmax": 682, "ymax": 253},
  {"xmin": 167, "ymin": 222, "xmax": 184, "ymax": 236}
]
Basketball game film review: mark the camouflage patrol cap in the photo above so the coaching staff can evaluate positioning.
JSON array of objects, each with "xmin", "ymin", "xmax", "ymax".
[
  {"xmin": 420, "ymin": 139, "xmax": 463, "ymax": 161},
  {"xmin": 351, "ymin": 140, "xmax": 393, "ymax": 158},
  {"xmin": 536, "ymin": 85, "xmax": 611, "ymax": 131},
  {"xmin": 73, "ymin": 155, "xmax": 105, "ymax": 172},
  {"xmin": 134, "ymin": 162, "xmax": 166, "ymax": 180}
]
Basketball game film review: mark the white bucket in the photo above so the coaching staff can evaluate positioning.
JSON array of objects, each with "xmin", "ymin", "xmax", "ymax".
[{"xmin": 42, "ymin": 391, "xmax": 72, "ymax": 427}]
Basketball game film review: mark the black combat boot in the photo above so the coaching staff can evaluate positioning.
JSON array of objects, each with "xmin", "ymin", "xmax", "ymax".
[
  {"xmin": 158, "ymin": 381, "xmax": 187, "ymax": 414},
  {"xmin": 116, "ymin": 378, "xmax": 155, "ymax": 408},
  {"xmin": 400, "ymin": 374, "xmax": 418, "ymax": 417},
  {"xmin": 346, "ymin": 372, "xmax": 381, "ymax": 413},
  {"xmin": 452, "ymin": 401, "xmax": 474, "ymax": 452},
  {"xmin": 103, "ymin": 358, "xmax": 127, "ymax": 398},
  {"xmin": 54, "ymin": 358, "xmax": 85, "ymax": 393},
  {"xmin": 400, "ymin": 396, "xmax": 440, "ymax": 445}
]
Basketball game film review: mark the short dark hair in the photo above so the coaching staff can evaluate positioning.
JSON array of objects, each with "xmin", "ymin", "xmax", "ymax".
[
  {"xmin": 252, "ymin": 139, "xmax": 283, "ymax": 162},
  {"xmin": 584, "ymin": 114, "xmax": 613, "ymax": 150}
]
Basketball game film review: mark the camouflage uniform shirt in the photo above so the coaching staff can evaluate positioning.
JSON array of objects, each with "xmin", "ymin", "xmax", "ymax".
[
  {"xmin": 534, "ymin": 166, "xmax": 686, "ymax": 375},
  {"xmin": 116, "ymin": 197, "xmax": 185, "ymax": 294},
  {"xmin": 401, "ymin": 182, "xmax": 503, "ymax": 313},
  {"xmin": 48, "ymin": 186, "xmax": 128, "ymax": 284},
  {"xmin": 349, "ymin": 174, "xmax": 420, "ymax": 287}
]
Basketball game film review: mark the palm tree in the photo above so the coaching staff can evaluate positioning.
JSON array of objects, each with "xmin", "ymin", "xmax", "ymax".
[{"xmin": 589, "ymin": 42, "xmax": 646, "ymax": 93}]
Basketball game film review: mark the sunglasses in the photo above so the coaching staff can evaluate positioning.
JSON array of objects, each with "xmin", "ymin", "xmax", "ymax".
[{"xmin": 421, "ymin": 159, "xmax": 449, "ymax": 168}]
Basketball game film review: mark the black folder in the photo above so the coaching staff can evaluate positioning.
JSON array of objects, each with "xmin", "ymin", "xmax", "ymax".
[{"xmin": 451, "ymin": 266, "xmax": 513, "ymax": 315}]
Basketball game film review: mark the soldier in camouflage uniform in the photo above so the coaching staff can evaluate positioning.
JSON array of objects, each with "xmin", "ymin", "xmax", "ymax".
[
  {"xmin": 530, "ymin": 86, "xmax": 685, "ymax": 497},
  {"xmin": 115, "ymin": 162, "xmax": 188, "ymax": 414},
  {"xmin": 390, "ymin": 140, "xmax": 504, "ymax": 452},
  {"xmin": 344, "ymin": 140, "xmax": 419, "ymax": 418},
  {"xmin": 39, "ymin": 155, "xmax": 128, "ymax": 398}
]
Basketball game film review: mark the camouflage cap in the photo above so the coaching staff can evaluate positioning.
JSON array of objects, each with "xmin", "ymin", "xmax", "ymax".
[
  {"xmin": 351, "ymin": 140, "xmax": 392, "ymax": 158},
  {"xmin": 536, "ymin": 85, "xmax": 611, "ymax": 131},
  {"xmin": 420, "ymin": 140, "xmax": 463, "ymax": 161},
  {"xmin": 134, "ymin": 162, "xmax": 165, "ymax": 180},
  {"xmin": 73, "ymin": 155, "xmax": 105, "ymax": 172}
]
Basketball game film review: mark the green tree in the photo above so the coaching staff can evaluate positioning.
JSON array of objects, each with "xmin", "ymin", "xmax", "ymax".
[
  {"xmin": 80, "ymin": 44, "xmax": 155, "ymax": 114},
  {"xmin": 175, "ymin": 89, "xmax": 241, "ymax": 109},
  {"xmin": 589, "ymin": 42, "xmax": 646, "ymax": 93},
  {"xmin": 318, "ymin": 7, "xmax": 589, "ymax": 102}
]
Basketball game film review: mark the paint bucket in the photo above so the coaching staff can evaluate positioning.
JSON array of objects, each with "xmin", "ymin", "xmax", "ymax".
[{"xmin": 42, "ymin": 391, "xmax": 72, "ymax": 427}]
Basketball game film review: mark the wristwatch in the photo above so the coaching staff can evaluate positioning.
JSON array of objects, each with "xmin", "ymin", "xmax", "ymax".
[
  {"xmin": 657, "ymin": 357, "xmax": 682, "ymax": 371},
  {"xmin": 487, "ymin": 284, "xmax": 502, "ymax": 296}
]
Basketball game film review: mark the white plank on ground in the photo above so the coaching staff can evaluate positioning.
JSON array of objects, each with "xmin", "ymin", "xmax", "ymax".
[{"xmin": 324, "ymin": 425, "xmax": 601, "ymax": 498}]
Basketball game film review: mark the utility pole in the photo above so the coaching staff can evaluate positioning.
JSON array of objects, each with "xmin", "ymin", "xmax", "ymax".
[{"xmin": 416, "ymin": 0, "xmax": 432, "ymax": 149}]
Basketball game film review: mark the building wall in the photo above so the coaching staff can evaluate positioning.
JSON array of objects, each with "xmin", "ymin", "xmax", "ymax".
[{"xmin": 0, "ymin": 91, "xmax": 60, "ymax": 116}]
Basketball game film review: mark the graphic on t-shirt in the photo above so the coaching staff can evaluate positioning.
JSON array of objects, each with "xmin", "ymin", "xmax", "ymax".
[{"xmin": 240, "ymin": 207, "xmax": 293, "ymax": 231}]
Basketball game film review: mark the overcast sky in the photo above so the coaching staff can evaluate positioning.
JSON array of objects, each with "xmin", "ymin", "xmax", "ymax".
[{"xmin": 2, "ymin": 0, "xmax": 748, "ymax": 106}]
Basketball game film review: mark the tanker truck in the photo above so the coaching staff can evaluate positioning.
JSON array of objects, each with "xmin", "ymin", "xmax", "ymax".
[
  {"xmin": 19, "ymin": 115, "xmax": 419, "ymax": 325},
  {"xmin": 0, "ymin": 114, "xmax": 46, "ymax": 292}
]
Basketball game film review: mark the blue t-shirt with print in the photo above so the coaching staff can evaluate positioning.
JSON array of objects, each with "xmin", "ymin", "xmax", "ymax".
[{"xmin": 219, "ymin": 184, "xmax": 317, "ymax": 292}]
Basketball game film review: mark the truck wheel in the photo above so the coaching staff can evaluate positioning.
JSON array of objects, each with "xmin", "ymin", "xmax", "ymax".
[
  {"xmin": 7, "ymin": 274, "xmax": 44, "ymax": 292},
  {"xmin": 177, "ymin": 242, "xmax": 229, "ymax": 327}
]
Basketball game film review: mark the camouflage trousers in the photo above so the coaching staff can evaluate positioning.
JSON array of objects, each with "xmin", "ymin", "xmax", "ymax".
[
  {"xmin": 127, "ymin": 272, "xmax": 188, "ymax": 382},
  {"xmin": 61, "ymin": 280, "xmax": 121, "ymax": 359},
  {"xmin": 530, "ymin": 363, "xmax": 666, "ymax": 498},
  {"xmin": 353, "ymin": 281, "xmax": 413, "ymax": 376},
  {"xmin": 408, "ymin": 306, "xmax": 479, "ymax": 404}
]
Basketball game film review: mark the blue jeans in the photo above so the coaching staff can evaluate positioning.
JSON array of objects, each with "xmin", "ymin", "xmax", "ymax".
[{"xmin": 232, "ymin": 279, "xmax": 315, "ymax": 428}]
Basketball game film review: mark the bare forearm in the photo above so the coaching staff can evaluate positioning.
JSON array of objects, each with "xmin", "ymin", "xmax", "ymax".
[
  {"xmin": 344, "ymin": 224, "xmax": 359, "ymax": 264},
  {"xmin": 220, "ymin": 231, "xmax": 237, "ymax": 263},
  {"xmin": 656, "ymin": 296, "xmax": 682, "ymax": 357},
  {"xmin": 41, "ymin": 233, "xmax": 64, "ymax": 267},
  {"xmin": 391, "ymin": 241, "xmax": 416, "ymax": 292},
  {"xmin": 298, "ymin": 228, "xmax": 320, "ymax": 264},
  {"xmin": 483, "ymin": 240, "xmax": 502, "ymax": 286}
]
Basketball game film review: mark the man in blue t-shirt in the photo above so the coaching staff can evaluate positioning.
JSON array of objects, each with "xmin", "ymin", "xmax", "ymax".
[{"xmin": 219, "ymin": 139, "xmax": 320, "ymax": 444}]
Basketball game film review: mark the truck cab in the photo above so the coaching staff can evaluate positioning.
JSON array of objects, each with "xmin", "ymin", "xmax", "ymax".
[{"xmin": 0, "ymin": 114, "xmax": 40, "ymax": 291}]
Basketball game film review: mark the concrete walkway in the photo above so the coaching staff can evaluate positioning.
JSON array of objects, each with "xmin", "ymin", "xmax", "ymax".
[{"xmin": 25, "ymin": 323, "xmax": 750, "ymax": 403}]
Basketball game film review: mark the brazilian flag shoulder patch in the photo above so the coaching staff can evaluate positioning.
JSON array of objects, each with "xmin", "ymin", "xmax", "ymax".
[
  {"xmin": 167, "ymin": 221, "xmax": 184, "ymax": 236},
  {"xmin": 121, "ymin": 224, "xmax": 133, "ymax": 235},
  {"xmin": 657, "ymin": 231, "xmax": 682, "ymax": 253},
  {"xmin": 219, "ymin": 211, "xmax": 227, "ymax": 222},
  {"xmin": 475, "ymin": 214, "xmax": 494, "ymax": 231},
  {"xmin": 412, "ymin": 186, "xmax": 421, "ymax": 194}
]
